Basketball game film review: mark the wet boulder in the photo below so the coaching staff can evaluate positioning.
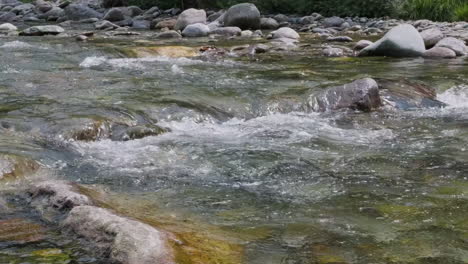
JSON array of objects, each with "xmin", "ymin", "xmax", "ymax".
[
  {"xmin": 20, "ymin": 25, "xmax": 64, "ymax": 36},
  {"xmin": 111, "ymin": 124, "xmax": 168, "ymax": 141},
  {"xmin": 354, "ymin": 40, "xmax": 373, "ymax": 51},
  {"xmin": 223, "ymin": 3, "xmax": 260, "ymax": 30},
  {"xmin": 376, "ymin": 78, "xmax": 446, "ymax": 109},
  {"xmin": 323, "ymin": 16, "xmax": 344, "ymax": 28},
  {"xmin": 260, "ymin": 17, "xmax": 279, "ymax": 30},
  {"xmin": 153, "ymin": 18, "xmax": 176, "ymax": 30},
  {"xmin": 210, "ymin": 26, "xmax": 241, "ymax": 37},
  {"xmin": 359, "ymin": 24, "xmax": 426, "ymax": 57},
  {"xmin": 174, "ymin": 8, "xmax": 206, "ymax": 31},
  {"xmin": 28, "ymin": 181, "xmax": 91, "ymax": 211},
  {"xmin": 0, "ymin": 22, "xmax": 16, "ymax": 31},
  {"xmin": 310, "ymin": 78, "xmax": 382, "ymax": 112},
  {"xmin": 423, "ymin": 47, "xmax": 456, "ymax": 58},
  {"xmin": 0, "ymin": 11, "xmax": 17, "ymax": 22},
  {"xmin": 35, "ymin": 0, "xmax": 53, "ymax": 13},
  {"xmin": 64, "ymin": 4, "xmax": 102, "ymax": 21},
  {"xmin": 64, "ymin": 205, "xmax": 174, "ymax": 264},
  {"xmin": 103, "ymin": 7, "xmax": 125, "ymax": 22},
  {"xmin": 268, "ymin": 27, "xmax": 299, "ymax": 40},
  {"xmin": 435, "ymin": 37, "xmax": 467, "ymax": 56},
  {"xmin": 420, "ymin": 28, "xmax": 443, "ymax": 49},
  {"xmin": 182, "ymin": 23, "xmax": 210, "ymax": 37},
  {"xmin": 11, "ymin": 3, "xmax": 34, "ymax": 15}
]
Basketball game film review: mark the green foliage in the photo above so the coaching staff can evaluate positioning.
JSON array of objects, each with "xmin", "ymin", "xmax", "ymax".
[
  {"xmin": 455, "ymin": 3, "xmax": 468, "ymax": 21},
  {"xmin": 125, "ymin": 0, "xmax": 468, "ymax": 21},
  {"xmin": 401, "ymin": 0, "xmax": 465, "ymax": 21}
]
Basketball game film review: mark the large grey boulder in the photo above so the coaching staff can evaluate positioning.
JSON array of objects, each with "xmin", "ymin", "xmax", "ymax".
[
  {"xmin": 420, "ymin": 28, "xmax": 443, "ymax": 49},
  {"xmin": 0, "ymin": 11, "xmax": 17, "ymax": 22},
  {"xmin": 64, "ymin": 206, "xmax": 174, "ymax": 264},
  {"xmin": 260, "ymin": 17, "xmax": 279, "ymax": 30},
  {"xmin": 64, "ymin": 4, "xmax": 102, "ymax": 21},
  {"xmin": 223, "ymin": 3, "xmax": 260, "ymax": 30},
  {"xmin": 423, "ymin": 47, "xmax": 456, "ymax": 58},
  {"xmin": 174, "ymin": 8, "xmax": 206, "ymax": 31},
  {"xmin": 310, "ymin": 78, "xmax": 382, "ymax": 112},
  {"xmin": 182, "ymin": 22, "xmax": 209, "ymax": 37},
  {"xmin": 103, "ymin": 7, "xmax": 125, "ymax": 22},
  {"xmin": 11, "ymin": 3, "xmax": 34, "ymax": 15},
  {"xmin": 435, "ymin": 37, "xmax": 467, "ymax": 56},
  {"xmin": 268, "ymin": 27, "xmax": 299, "ymax": 40},
  {"xmin": 20, "ymin": 25, "xmax": 64, "ymax": 36},
  {"xmin": 35, "ymin": 0, "xmax": 53, "ymax": 13},
  {"xmin": 41, "ymin": 6, "xmax": 64, "ymax": 20},
  {"xmin": 359, "ymin": 24, "xmax": 426, "ymax": 57},
  {"xmin": 323, "ymin": 16, "xmax": 344, "ymax": 28}
]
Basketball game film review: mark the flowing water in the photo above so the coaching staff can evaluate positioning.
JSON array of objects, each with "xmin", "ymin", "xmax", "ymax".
[{"xmin": 0, "ymin": 31, "xmax": 468, "ymax": 263}]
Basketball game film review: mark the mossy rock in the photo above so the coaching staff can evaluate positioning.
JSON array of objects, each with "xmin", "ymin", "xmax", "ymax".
[
  {"xmin": 76, "ymin": 185, "xmax": 245, "ymax": 264},
  {"xmin": 376, "ymin": 204, "xmax": 426, "ymax": 222},
  {"xmin": 0, "ymin": 218, "xmax": 45, "ymax": 243},
  {"xmin": 120, "ymin": 46, "xmax": 200, "ymax": 58},
  {"xmin": 0, "ymin": 154, "xmax": 40, "ymax": 181}
]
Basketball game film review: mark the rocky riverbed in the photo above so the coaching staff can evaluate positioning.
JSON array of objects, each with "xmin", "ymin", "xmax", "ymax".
[{"xmin": 0, "ymin": 1, "xmax": 468, "ymax": 264}]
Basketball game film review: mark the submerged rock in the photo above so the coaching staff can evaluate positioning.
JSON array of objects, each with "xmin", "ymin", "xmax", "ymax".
[
  {"xmin": 376, "ymin": 78, "xmax": 446, "ymax": 109},
  {"xmin": 64, "ymin": 205, "xmax": 174, "ymax": 264},
  {"xmin": 223, "ymin": 3, "xmax": 260, "ymax": 30},
  {"xmin": 359, "ymin": 24, "xmax": 425, "ymax": 57},
  {"xmin": 0, "ymin": 154, "xmax": 40, "ymax": 181},
  {"xmin": 310, "ymin": 78, "xmax": 382, "ymax": 112},
  {"xmin": 0, "ymin": 218, "xmax": 45, "ymax": 244},
  {"xmin": 309, "ymin": 78, "xmax": 445, "ymax": 112},
  {"xmin": 29, "ymin": 181, "xmax": 91, "ymax": 211},
  {"xmin": 121, "ymin": 46, "xmax": 199, "ymax": 58},
  {"xmin": 20, "ymin": 25, "xmax": 64, "ymax": 36},
  {"xmin": 111, "ymin": 124, "xmax": 168, "ymax": 141}
]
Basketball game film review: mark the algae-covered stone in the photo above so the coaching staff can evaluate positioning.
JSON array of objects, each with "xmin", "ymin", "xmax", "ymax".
[
  {"xmin": 64, "ymin": 205, "xmax": 174, "ymax": 264},
  {"xmin": 121, "ymin": 46, "xmax": 199, "ymax": 58},
  {"xmin": 0, "ymin": 154, "xmax": 40, "ymax": 181},
  {"xmin": 29, "ymin": 181, "xmax": 91, "ymax": 211},
  {"xmin": 0, "ymin": 218, "xmax": 45, "ymax": 244}
]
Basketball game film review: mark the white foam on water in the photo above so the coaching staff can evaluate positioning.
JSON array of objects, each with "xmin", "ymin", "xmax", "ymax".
[
  {"xmin": 438, "ymin": 85, "xmax": 468, "ymax": 109},
  {"xmin": 171, "ymin": 64, "xmax": 184, "ymax": 74},
  {"xmin": 0, "ymin": 41, "xmax": 32, "ymax": 49},
  {"xmin": 78, "ymin": 55, "xmax": 243, "ymax": 70},
  {"xmin": 79, "ymin": 56, "xmax": 107, "ymax": 68}
]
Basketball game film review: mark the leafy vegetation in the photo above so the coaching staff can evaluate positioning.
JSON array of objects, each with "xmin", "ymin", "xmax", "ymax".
[
  {"xmin": 401, "ymin": 0, "xmax": 466, "ymax": 21},
  {"xmin": 127, "ymin": 0, "xmax": 468, "ymax": 21}
]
